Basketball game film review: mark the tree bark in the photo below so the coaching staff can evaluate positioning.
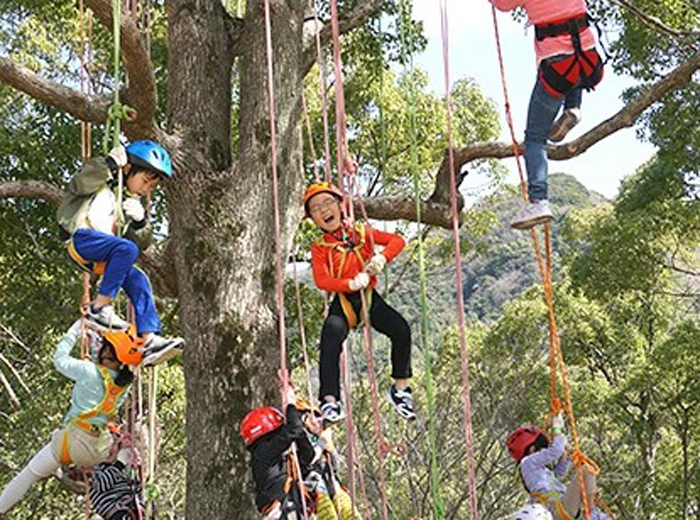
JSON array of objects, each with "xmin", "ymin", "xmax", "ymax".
[{"xmin": 165, "ymin": 0, "xmax": 304, "ymax": 517}]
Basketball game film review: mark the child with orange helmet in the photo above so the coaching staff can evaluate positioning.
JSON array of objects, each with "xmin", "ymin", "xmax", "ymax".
[
  {"xmin": 489, "ymin": 0, "xmax": 604, "ymax": 230},
  {"xmin": 303, "ymin": 181, "xmax": 414, "ymax": 424},
  {"xmin": 506, "ymin": 413, "xmax": 608, "ymax": 519},
  {"xmin": 0, "ymin": 320, "xmax": 139, "ymax": 515},
  {"xmin": 241, "ymin": 386, "xmax": 316, "ymax": 519}
]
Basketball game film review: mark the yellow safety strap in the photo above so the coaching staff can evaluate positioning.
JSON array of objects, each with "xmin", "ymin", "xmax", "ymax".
[
  {"xmin": 316, "ymin": 223, "xmax": 372, "ymax": 329},
  {"xmin": 58, "ymin": 366, "xmax": 127, "ymax": 464},
  {"xmin": 531, "ymin": 491, "xmax": 575, "ymax": 520},
  {"xmin": 67, "ymin": 237, "xmax": 106, "ymax": 275}
]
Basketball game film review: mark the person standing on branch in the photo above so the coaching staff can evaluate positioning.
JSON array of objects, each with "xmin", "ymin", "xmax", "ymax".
[
  {"xmin": 303, "ymin": 182, "xmax": 415, "ymax": 424},
  {"xmin": 490, "ymin": 0, "xmax": 604, "ymax": 230},
  {"xmin": 57, "ymin": 140, "xmax": 184, "ymax": 366},
  {"xmin": 0, "ymin": 321, "xmax": 139, "ymax": 515}
]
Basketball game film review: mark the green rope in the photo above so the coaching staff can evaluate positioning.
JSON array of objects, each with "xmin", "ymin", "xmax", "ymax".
[
  {"xmin": 399, "ymin": 0, "xmax": 444, "ymax": 517},
  {"xmin": 103, "ymin": 0, "xmax": 135, "ymax": 236}
]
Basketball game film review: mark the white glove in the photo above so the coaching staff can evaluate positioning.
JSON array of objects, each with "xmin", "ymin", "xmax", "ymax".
[
  {"xmin": 108, "ymin": 145, "xmax": 128, "ymax": 168},
  {"xmin": 365, "ymin": 253, "xmax": 387, "ymax": 276},
  {"xmin": 552, "ymin": 412, "xmax": 565, "ymax": 432},
  {"xmin": 348, "ymin": 272, "xmax": 370, "ymax": 292},
  {"xmin": 123, "ymin": 197, "xmax": 145, "ymax": 222}
]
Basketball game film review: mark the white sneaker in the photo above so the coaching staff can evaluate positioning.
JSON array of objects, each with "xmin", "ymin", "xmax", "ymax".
[
  {"xmin": 320, "ymin": 401, "xmax": 346, "ymax": 424},
  {"xmin": 511, "ymin": 200, "xmax": 554, "ymax": 230},
  {"xmin": 86, "ymin": 305, "xmax": 129, "ymax": 331},
  {"xmin": 142, "ymin": 335, "xmax": 184, "ymax": 367},
  {"xmin": 387, "ymin": 385, "xmax": 416, "ymax": 420},
  {"xmin": 549, "ymin": 108, "xmax": 581, "ymax": 142}
]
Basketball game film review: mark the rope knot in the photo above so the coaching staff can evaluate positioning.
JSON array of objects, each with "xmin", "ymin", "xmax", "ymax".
[{"xmin": 571, "ymin": 450, "xmax": 600, "ymax": 476}]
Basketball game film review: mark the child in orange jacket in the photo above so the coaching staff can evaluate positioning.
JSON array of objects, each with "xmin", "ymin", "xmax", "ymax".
[{"xmin": 303, "ymin": 182, "xmax": 414, "ymax": 423}]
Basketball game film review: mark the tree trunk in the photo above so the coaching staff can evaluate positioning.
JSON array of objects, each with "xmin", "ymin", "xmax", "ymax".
[{"xmin": 166, "ymin": 0, "xmax": 304, "ymax": 517}]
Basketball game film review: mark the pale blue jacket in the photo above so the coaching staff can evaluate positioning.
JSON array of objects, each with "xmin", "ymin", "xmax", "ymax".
[
  {"xmin": 520, "ymin": 434, "xmax": 570, "ymax": 497},
  {"xmin": 53, "ymin": 322, "xmax": 126, "ymax": 428}
]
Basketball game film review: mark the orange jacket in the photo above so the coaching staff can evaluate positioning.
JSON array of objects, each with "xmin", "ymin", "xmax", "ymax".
[{"xmin": 311, "ymin": 223, "xmax": 405, "ymax": 294}]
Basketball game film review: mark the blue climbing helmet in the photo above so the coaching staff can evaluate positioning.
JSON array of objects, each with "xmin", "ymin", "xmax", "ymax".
[{"xmin": 125, "ymin": 140, "xmax": 173, "ymax": 178}]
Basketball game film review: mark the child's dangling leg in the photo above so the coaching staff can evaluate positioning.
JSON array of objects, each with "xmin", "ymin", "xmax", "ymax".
[
  {"xmin": 368, "ymin": 292, "xmax": 415, "ymax": 420},
  {"xmin": 0, "ymin": 444, "xmax": 59, "ymax": 514},
  {"xmin": 122, "ymin": 266, "xmax": 184, "ymax": 366},
  {"xmin": 512, "ymin": 79, "xmax": 564, "ymax": 230},
  {"xmin": 72, "ymin": 228, "xmax": 138, "ymax": 331},
  {"xmin": 318, "ymin": 297, "xmax": 350, "ymax": 423}
]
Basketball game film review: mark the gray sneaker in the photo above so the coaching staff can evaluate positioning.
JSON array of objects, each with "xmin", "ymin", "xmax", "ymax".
[
  {"xmin": 511, "ymin": 200, "xmax": 554, "ymax": 230},
  {"xmin": 387, "ymin": 385, "xmax": 416, "ymax": 420},
  {"xmin": 86, "ymin": 304, "xmax": 129, "ymax": 331},
  {"xmin": 549, "ymin": 108, "xmax": 581, "ymax": 142},
  {"xmin": 142, "ymin": 335, "xmax": 184, "ymax": 367},
  {"xmin": 320, "ymin": 401, "xmax": 346, "ymax": 424}
]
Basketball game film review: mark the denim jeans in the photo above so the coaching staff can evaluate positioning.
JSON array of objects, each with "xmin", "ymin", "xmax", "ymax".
[
  {"xmin": 73, "ymin": 228, "xmax": 161, "ymax": 334},
  {"xmin": 524, "ymin": 79, "xmax": 582, "ymax": 201}
]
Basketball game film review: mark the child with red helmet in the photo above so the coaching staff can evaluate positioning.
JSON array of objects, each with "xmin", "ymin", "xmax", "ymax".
[
  {"xmin": 303, "ymin": 182, "xmax": 414, "ymax": 424},
  {"xmin": 57, "ymin": 140, "xmax": 184, "ymax": 366},
  {"xmin": 0, "ymin": 321, "xmax": 139, "ymax": 515},
  {"xmin": 506, "ymin": 413, "xmax": 608, "ymax": 519},
  {"xmin": 489, "ymin": 0, "xmax": 604, "ymax": 230},
  {"xmin": 241, "ymin": 386, "xmax": 315, "ymax": 519}
]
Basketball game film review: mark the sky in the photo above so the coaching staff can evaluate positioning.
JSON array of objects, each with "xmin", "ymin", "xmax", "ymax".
[{"xmin": 410, "ymin": 0, "xmax": 657, "ymax": 202}]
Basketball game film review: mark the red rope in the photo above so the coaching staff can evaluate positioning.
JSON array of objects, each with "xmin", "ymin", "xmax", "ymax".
[
  {"xmin": 329, "ymin": 0, "xmax": 350, "ymax": 194},
  {"xmin": 291, "ymin": 254, "xmax": 314, "ymax": 402},
  {"xmin": 438, "ymin": 1, "xmax": 479, "ymax": 518},
  {"xmin": 262, "ymin": 2, "xmax": 309, "ymax": 517}
]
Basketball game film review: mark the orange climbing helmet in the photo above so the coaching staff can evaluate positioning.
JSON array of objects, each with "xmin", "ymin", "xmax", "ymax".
[
  {"xmin": 103, "ymin": 325, "xmax": 144, "ymax": 366},
  {"xmin": 302, "ymin": 181, "xmax": 343, "ymax": 217},
  {"xmin": 241, "ymin": 407, "xmax": 285, "ymax": 447},
  {"xmin": 506, "ymin": 426, "xmax": 546, "ymax": 462}
]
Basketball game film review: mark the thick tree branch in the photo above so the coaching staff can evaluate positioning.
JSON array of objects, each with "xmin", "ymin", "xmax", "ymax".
[
  {"xmin": 302, "ymin": 0, "xmax": 383, "ymax": 72},
  {"xmin": 449, "ymin": 49, "xmax": 700, "ymax": 169},
  {"xmin": 86, "ymin": 0, "xmax": 158, "ymax": 138},
  {"xmin": 356, "ymin": 196, "xmax": 455, "ymax": 229},
  {"xmin": 0, "ymin": 180, "xmax": 63, "ymax": 206},
  {"xmin": 0, "ymin": 57, "xmax": 111, "ymax": 123},
  {"xmin": 363, "ymin": 50, "xmax": 700, "ymax": 228}
]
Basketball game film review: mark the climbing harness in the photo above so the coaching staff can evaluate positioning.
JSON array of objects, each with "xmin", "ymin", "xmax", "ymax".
[{"xmin": 59, "ymin": 366, "xmax": 129, "ymax": 465}]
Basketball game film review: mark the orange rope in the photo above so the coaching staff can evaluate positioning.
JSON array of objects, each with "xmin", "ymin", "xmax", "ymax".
[{"xmin": 490, "ymin": 7, "xmax": 600, "ymax": 520}]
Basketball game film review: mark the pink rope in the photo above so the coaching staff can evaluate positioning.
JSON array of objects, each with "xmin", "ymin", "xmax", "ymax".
[
  {"xmin": 329, "ymin": 0, "xmax": 350, "ymax": 194},
  {"xmin": 291, "ymin": 254, "xmax": 314, "ymax": 401},
  {"xmin": 262, "ymin": 2, "xmax": 309, "ymax": 517},
  {"xmin": 313, "ymin": 2, "xmax": 332, "ymax": 182},
  {"xmin": 438, "ymin": 1, "xmax": 479, "ymax": 518}
]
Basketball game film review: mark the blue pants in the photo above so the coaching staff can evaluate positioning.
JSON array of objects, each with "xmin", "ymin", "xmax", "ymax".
[
  {"xmin": 524, "ymin": 79, "xmax": 582, "ymax": 201},
  {"xmin": 72, "ymin": 229, "xmax": 161, "ymax": 334}
]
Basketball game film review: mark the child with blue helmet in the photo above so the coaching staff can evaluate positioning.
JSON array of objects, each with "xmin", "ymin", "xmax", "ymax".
[{"xmin": 57, "ymin": 140, "xmax": 184, "ymax": 366}]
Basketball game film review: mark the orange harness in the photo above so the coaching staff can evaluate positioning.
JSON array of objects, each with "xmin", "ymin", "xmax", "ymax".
[
  {"xmin": 530, "ymin": 492, "xmax": 575, "ymax": 520},
  {"xmin": 67, "ymin": 235, "xmax": 106, "ymax": 275},
  {"xmin": 315, "ymin": 223, "xmax": 372, "ymax": 328},
  {"xmin": 59, "ymin": 365, "xmax": 127, "ymax": 464}
]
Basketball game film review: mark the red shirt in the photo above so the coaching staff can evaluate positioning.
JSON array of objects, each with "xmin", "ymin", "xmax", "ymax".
[{"xmin": 310, "ymin": 224, "xmax": 405, "ymax": 293}]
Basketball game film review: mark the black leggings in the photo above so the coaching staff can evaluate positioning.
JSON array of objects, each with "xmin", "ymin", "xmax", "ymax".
[{"xmin": 319, "ymin": 290, "xmax": 412, "ymax": 401}]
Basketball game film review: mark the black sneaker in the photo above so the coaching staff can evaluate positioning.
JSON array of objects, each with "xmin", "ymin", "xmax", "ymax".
[
  {"xmin": 142, "ymin": 335, "xmax": 184, "ymax": 367},
  {"xmin": 85, "ymin": 304, "xmax": 129, "ymax": 331},
  {"xmin": 387, "ymin": 385, "xmax": 416, "ymax": 420},
  {"xmin": 320, "ymin": 401, "xmax": 346, "ymax": 423}
]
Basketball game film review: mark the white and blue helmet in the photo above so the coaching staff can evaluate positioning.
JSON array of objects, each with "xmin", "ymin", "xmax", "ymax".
[
  {"xmin": 125, "ymin": 140, "xmax": 173, "ymax": 178},
  {"xmin": 512, "ymin": 504, "xmax": 553, "ymax": 520}
]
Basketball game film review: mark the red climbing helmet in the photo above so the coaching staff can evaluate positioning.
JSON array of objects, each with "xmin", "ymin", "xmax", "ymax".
[
  {"xmin": 302, "ymin": 182, "xmax": 344, "ymax": 217},
  {"xmin": 240, "ymin": 407, "xmax": 285, "ymax": 447},
  {"xmin": 506, "ymin": 426, "xmax": 545, "ymax": 462}
]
